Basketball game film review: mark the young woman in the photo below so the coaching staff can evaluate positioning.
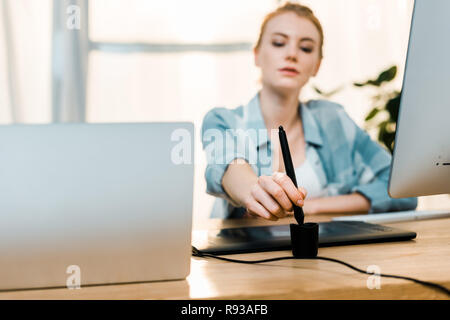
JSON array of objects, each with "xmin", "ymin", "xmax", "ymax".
[{"xmin": 201, "ymin": 2, "xmax": 417, "ymax": 220}]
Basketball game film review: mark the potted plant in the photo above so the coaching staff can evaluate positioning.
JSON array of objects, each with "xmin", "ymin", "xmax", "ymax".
[{"xmin": 313, "ymin": 65, "xmax": 401, "ymax": 154}]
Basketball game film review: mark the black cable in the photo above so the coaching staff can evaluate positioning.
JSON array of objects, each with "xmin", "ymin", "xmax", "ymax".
[
  {"xmin": 315, "ymin": 256, "xmax": 450, "ymax": 296},
  {"xmin": 192, "ymin": 246, "xmax": 450, "ymax": 297}
]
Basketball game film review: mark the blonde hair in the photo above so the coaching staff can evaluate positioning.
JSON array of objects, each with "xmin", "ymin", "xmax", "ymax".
[{"xmin": 255, "ymin": 2, "xmax": 324, "ymax": 59}]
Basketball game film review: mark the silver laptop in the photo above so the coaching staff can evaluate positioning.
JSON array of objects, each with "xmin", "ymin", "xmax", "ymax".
[{"xmin": 0, "ymin": 122, "xmax": 194, "ymax": 290}]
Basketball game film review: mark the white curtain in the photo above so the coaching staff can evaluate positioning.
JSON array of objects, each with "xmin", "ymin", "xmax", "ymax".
[
  {"xmin": 0, "ymin": 0, "xmax": 414, "ymax": 125},
  {"xmin": 0, "ymin": 0, "xmax": 52, "ymax": 123},
  {"xmin": 0, "ymin": 0, "xmax": 88, "ymax": 124}
]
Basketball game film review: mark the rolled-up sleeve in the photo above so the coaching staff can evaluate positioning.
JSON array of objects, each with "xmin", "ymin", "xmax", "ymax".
[
  {"xmin": 201, "ymin": 108, "xmax": 257, "ymax": 206},
  {"xmin": 350, "ymin": 122, "xmax": 418, "ymax": 213}
]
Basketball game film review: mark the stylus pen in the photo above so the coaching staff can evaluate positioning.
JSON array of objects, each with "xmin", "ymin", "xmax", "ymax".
[{"xmin": 278, "ymin": 126, "xmax": 304, "ymax": 225}]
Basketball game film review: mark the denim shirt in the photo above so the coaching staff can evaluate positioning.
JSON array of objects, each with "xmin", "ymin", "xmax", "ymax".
[{"xmin": 201, "ymin": 93, "xmax": 418, "ymax": 219}]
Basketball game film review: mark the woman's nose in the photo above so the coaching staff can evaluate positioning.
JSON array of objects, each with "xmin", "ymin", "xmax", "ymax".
[{"xmin": 285, "ymin": 44, "xmax": 298, "ymax": 62}]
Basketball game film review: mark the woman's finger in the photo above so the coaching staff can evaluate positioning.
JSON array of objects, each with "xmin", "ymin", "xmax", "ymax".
[
  {"xmin": 251, "ymin": 183, "xmax": 285, "ymax": 219},
  {"xmin": 272, "ymin": 172, "xmax": 306, "ymax": 206},
  {"xmin": 245, "ymin": 197, "xmax": 279, "ymax": 221},
  {"xmin": 298, "ymin": 186, "xmax": 307, "ymax": 199},
  {"xmin": 258, "ymin": 175, "xmax": 293, "ymax": 212}
]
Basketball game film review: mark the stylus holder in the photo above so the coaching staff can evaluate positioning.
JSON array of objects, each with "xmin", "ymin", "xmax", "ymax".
[{"xmin": 290, "ymin": 223, "xmax": 319, "ymax": 258}]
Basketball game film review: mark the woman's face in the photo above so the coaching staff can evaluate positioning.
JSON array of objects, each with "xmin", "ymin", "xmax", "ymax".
[{"xmin": 255, "ymin": 12, "xmax": 322, "ymax": 93}]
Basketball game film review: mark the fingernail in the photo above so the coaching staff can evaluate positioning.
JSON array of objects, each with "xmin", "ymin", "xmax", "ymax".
[{"xmin": 297, "ymin": 199, "xmax": 304, "ymax": 206}]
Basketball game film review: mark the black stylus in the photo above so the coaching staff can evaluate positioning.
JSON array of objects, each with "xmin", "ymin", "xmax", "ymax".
[{"xmin": 278, "ymin": 125, "xmax": 304, "ymax": 225}]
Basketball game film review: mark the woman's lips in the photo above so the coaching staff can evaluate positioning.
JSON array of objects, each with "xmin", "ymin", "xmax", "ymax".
[{"xmin": 278, "ymin": 68, "xmax": 299, "ymax": 76}]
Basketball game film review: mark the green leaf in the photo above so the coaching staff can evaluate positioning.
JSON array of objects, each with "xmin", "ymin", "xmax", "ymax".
[
  {"xmin": 312, "ymin": 85, "xmax": 343, "ymax": 98},
  {"xmin": 313, "ymin": 86, "xmax": 323, "ymax": 95},
  {"xmin": 377, "ymin": 120, "xmax": 389, "ymax": 140},
  {"xmin": 365, "ymin": 108, "xmax": 380, "ymax": 121},
  {"xmin": 375, "ymin": 65, "xmax": 397, "ymax": 85},
  {"xmin": 353, "ymin": 79, "xmax": 381, "ymax": 87},
  {"xmin": 385, "ymin": 93, "xmax": 401, "ymax": 122},
  {"xmin": 378, "ymin": 120, "xmax": 389, "ymax": 129},
  {"xmin": 383, "ymin": 132, "xmax": 396, "ymax": 154},
  {"xmin": 353, "ymin": 65, "xmax": 397, "ymax": 87}
]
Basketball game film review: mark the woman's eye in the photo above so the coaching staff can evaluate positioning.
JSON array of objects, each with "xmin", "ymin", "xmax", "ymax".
[
  {"xmin": 301, "ymin": 47, "xmax": 313, "ymax": 53},
  {"xmin": 272, "ymin": 41, "xmax": 285, "ymax": 47}
]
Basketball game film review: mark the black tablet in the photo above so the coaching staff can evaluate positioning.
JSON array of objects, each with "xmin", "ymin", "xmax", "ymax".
[{"xmin": 192, "ymin": 221, "xmax": 416, "ymax": 255}]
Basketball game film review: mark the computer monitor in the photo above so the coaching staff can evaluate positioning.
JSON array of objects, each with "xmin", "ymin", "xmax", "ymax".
[{"xmin": 388, "ymin": 0, "xmax": 450, "ymax": 198}]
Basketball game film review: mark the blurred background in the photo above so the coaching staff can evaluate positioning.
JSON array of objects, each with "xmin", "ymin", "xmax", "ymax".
[{"xmin": 1, "ymin": 0, "xmax": 448, "ymax": 227}]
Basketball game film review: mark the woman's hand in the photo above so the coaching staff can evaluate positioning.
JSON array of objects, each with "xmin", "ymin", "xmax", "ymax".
[{"xmin": 243, "ymin": 172, "xmax": 307, "ymax": 221}]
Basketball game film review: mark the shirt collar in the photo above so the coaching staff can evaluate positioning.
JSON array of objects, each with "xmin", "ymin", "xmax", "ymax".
[
  {"xmin": 242, "ymin": 92, "xmax": 323, "ymax": 148},
  {"xmin": 300, "ymin": 101, "xmax": 323, "ymax": 147}
]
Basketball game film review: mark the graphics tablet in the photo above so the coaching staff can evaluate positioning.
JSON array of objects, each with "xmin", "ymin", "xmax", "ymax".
[{"xmin": 192, "ymin": 221, "xmax": 416, "ymax": 255}]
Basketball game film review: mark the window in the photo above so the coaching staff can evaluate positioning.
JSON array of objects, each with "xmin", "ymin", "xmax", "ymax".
[{"xmin": 1, "ymin": 0, "xmax": 419, "ymax": 224}]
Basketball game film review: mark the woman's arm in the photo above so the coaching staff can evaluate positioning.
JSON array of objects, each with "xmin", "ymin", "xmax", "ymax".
[
  {"xmin": 223, "ymin": 161, "xmax": 369, "ymax": 217},
  {"xmin": 333, "ymin": 105, "xmax": 418, "ymax": 212},
  {"xmin": 303, "ymin": 193, "xmax": 370, "ymax": 215},
  {"xmin": 221, "ymin": 160, "xmax": 258, "ymax": 207}
]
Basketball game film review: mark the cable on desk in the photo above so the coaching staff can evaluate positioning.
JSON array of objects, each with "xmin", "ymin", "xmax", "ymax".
[{"xmin": 192, "ymin": 246, "xmax": 450, "ymax": 297}]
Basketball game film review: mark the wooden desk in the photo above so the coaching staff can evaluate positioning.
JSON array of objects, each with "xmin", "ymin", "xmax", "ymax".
[{"xmin": 0, "ymin": 214, "xmax": 449, "ymax": 300}]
